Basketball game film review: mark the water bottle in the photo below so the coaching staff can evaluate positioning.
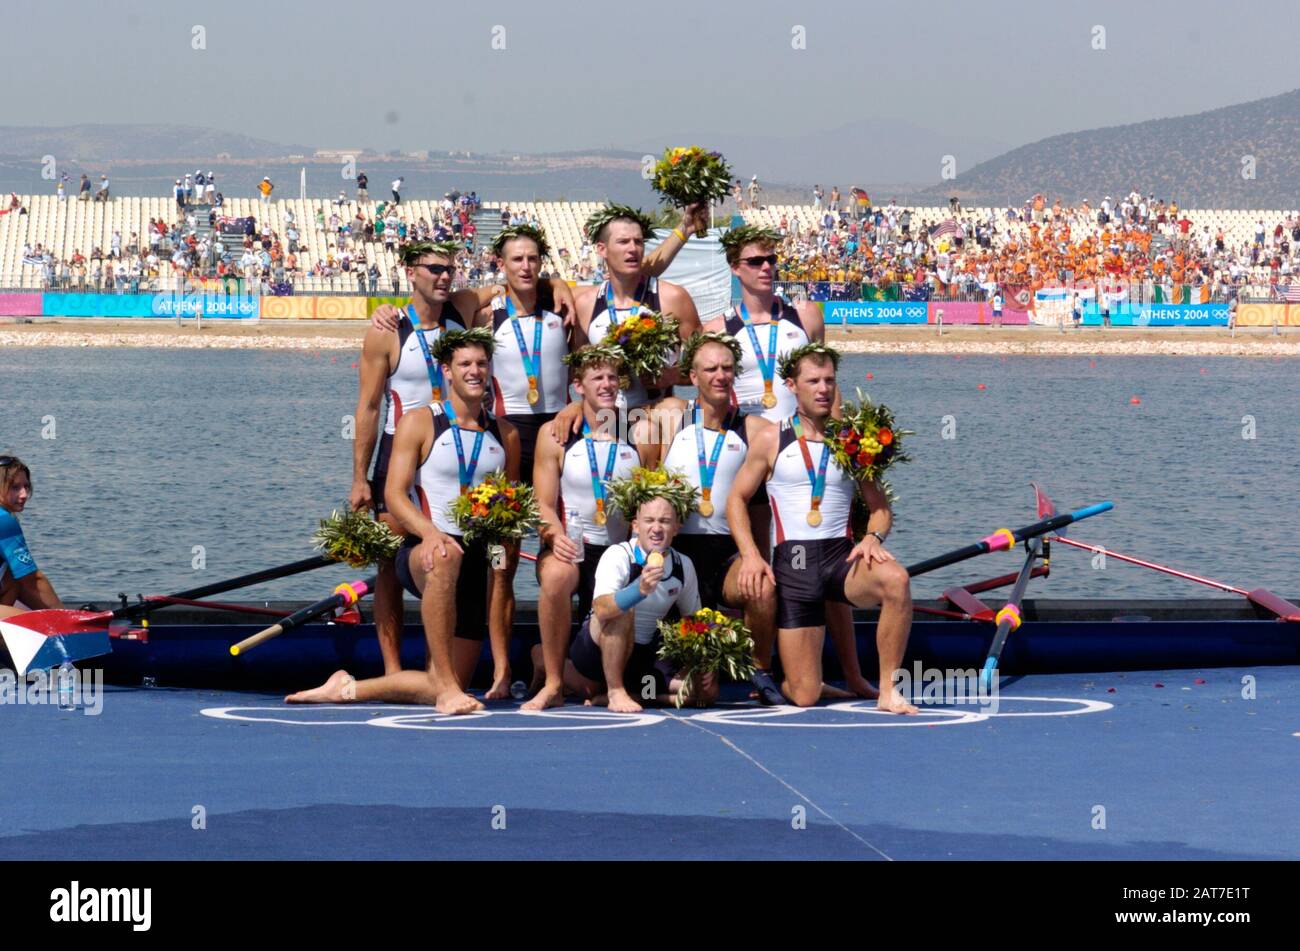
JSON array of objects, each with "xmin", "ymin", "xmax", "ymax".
[
  {"xmin": 509, "ymin": 681, "xmax": 528, "ymax": 701},
  {"xmin": 566, "ymin": 509, "xmax": 585, "ymax": 563},
  {"xmin": 57, "ymin": 661, "xmax": 77, "ymax": 711}
]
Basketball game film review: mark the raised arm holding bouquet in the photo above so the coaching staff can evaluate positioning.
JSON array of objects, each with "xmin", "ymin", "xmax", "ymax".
[{"xmin": 651, "ymin": 146, "xmax": 734, "ymax": 236}]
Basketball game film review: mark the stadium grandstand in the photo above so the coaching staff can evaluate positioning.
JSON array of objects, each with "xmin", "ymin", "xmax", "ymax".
[{"xmin": 2, "ymin": 187, "xmax": 1299, "ymax": 304}]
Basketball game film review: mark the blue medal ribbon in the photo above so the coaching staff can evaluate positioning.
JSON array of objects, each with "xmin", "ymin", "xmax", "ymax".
[
  {"xmin": 738, "ymin": 301, "xmax": 779, "ymax": 403},
  {"xmin": 789, "ymin": 414, "xmax": 830, "ymax": 515},
  {"xmin": 443, "ymin": 400, "xmax": 485, "ymax": 493},
  {"xmin": 409, "ymin": 304, "xmax": 445, "ymax": 401},
  {"xmin": 692, "ymin": 403, "xmax": 728, "ymax": 512},
  {"xmin": 582, "ymin": 419, "xmax": 619, "ymax": 521},
  {"xmin": 505, "ymin": 297, "xmax": 544, "ymax": 399}
]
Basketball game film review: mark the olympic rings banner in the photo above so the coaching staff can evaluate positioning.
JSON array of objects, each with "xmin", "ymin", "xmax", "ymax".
[
  {"xmin": 822, "ymin": 301, "xmax": 928, "ymax": 324},
  {"xmin": 1079, "ymin": 303, "xmax": 1228, "ymax": 326}
]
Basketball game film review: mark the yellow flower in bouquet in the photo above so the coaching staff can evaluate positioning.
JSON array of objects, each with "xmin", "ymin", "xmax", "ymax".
[{"xmin": 449, "ymin": 472, "xmax": 544, "ymax": 550}]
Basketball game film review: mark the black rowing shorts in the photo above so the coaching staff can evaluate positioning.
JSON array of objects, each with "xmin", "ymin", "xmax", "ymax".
[
  {"xmin": 569, "ymin": 617, "xmax": 673, "ymax": 701},
  {"xmin": 394, "ymin": 535, "xmax": 490, "ymax": 640},
  {"xmin": 772, "ymin": 536, "xmax": 854, "ymax": 629}
]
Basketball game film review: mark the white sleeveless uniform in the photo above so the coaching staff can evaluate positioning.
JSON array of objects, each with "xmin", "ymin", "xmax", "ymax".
[
  {"xmin": 661, "ymin": 405, "xmax": 750, "ymax": 536},
  {"xmin": 724, "ymin": 301, "xmax": 810, "ymax": 422},
  {"xmin": 490, "ymin": 296, "xmax": 569, "ymax": 415},
  {"xmin": 411, "ymin": 407, "xmax": 507, "ymax": 535},
  {"xmin": 586, "ymin": 277, "xmax": 680, "ymax": 410},
  {"xmin": 385, "ymin": 303, "xmax": 465, "ymax": 433},
  {"xmin": 766, "ymin": 417, "xmax": 854, "ymax": 543},
  {"xmin": 558, "ymin": 429, "xmax": 640, "ymax": 546},
  {"xmin": 591, "ymin": 542, "xmax": 701, "ymax": 644}
]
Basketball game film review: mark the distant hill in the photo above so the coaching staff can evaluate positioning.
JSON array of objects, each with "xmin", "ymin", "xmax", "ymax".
[
  {"xmin": 923, "ymin": 87, "xmax": 1300, "ymax": 208},
  {"xmin": 0, "ymin": 125, "xmax": 314, "ymax": 162}
]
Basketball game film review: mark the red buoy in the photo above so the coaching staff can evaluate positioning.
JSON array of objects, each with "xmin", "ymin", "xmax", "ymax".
[
  {"xmin": 977, "ymin": 383, "xmax": 987, "ymax": 391},
  {"xmin": 865, "ymin": 372, "xmax": 874, "ymax": 380},
  {"xmin": 1130, "ymin": 396, "xmax": 1141, "ymax": 405}
]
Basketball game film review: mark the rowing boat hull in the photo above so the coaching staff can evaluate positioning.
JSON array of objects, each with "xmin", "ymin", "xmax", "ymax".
[{"xmin": 75, "ymin": 598, "xmax": 1300, "ymax": 690}]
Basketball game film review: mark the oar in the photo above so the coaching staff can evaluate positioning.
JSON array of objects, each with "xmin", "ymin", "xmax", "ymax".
[
  {"xmin": 1049, "ymin": 535, "xmax": 1300, "ymax": 622},
  {"xmin": 116, "ymin": 554, "xmax": 335, "ymax": 617},
  {"xmin": 980, "ymin": 540, "xmax": 1044, "ymax": 691},
  {"xmin": 905, "ymin": 501, "xmax": 1113, "ymax": 579},
  {"xmin": 229, "ymin": 576, "xmax": 376, "ymax": 657}
]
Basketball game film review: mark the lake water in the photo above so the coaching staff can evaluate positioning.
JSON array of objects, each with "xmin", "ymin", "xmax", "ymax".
[{"xmin": 1, "ymin": 348, "xmax": 1297, "ymax": 603}]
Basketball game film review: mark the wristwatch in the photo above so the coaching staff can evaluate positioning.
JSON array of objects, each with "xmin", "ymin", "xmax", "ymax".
[{"xmin": 867, "ymin": 531, "xmax": 887, "ymax": 545}]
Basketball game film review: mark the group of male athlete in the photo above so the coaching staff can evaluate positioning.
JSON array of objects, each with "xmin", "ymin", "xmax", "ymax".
[{"xmin": 287, "ymin": 206, "xmax": 917, "ymax": 717}]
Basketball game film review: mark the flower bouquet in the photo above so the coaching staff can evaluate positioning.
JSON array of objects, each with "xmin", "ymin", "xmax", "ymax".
[
  {"xmin": 448, "ymin": 472, "xmax": 544, "ymax": 564},
  {"xmin": 314, "ymin": 506, "xmax": 403, "ymax": 567},
  {"xmin": 600, "ymin": 309, "xmax": 680, "ymax": 386},
  {"xmin": 824, "ymin": 388, "xmax": 913, "ymax": 489},
  {"xmin": 651, "ymin": 146, "xmax": 733, "ymax": 236},
  {"xmin": 656, "ymin": 607, "xmax": 755, "ymax": 707}
]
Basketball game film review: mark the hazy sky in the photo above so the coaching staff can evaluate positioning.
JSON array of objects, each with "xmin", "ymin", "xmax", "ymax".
[{"xmin": 7, "ymin": 0, "xmax": 1296, "ymax": 153}]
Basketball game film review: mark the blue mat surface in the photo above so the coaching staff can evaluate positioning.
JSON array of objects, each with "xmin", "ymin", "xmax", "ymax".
[{"xmin": 2, "ymin": 666, "xmax": 1297, "ymax": 860}]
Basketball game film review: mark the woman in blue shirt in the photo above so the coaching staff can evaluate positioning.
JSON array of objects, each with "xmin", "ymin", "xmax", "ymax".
[{"xmin": 0, "ymin": 456, "xmax": 64, "ymax": 618}]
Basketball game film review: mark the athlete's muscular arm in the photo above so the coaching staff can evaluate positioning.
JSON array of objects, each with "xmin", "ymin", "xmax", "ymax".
[
  {"xmin": 14, "ymin": 570, "xmax": 62, "ymax": 610},
  {"xmin": 386, "ymin": 412, "xmax": 459, "ymax": 566},
  {"xmin": 352, "ymin": 328, "xmax": 392, "ymax": 510},
  {"xmin": 727, "ymin": 424, "xmax": 778, "ymax": 599},
  {"xmin": 647, "ymin": 283, "xmax": 701, "ymax": 389},
  {"xmin": 640, "ymin": 396, "xmax": 687, "ymax": 467},
  {"xmin": 568, "ymin": 284, "xmax": 598, "ymax": 347},
  {"xmin": 369, "ymin": 303, "xmax": 401, "ymax": 332},
  {"xmin": 639, "ymin": 202, "xmax": 709, "ymax": 277},
  {"xmin": 592, "ymin": 563, "xmax": 664, "ymax": 625},
  {"xmin": 846, "ymin": 478, "xmax": 896, "ymax": 568}
]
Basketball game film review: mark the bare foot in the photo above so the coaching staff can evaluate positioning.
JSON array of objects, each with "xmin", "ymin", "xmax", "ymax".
[
  {"xmin": 521, "ymin": 683, "xmax": 565, "ymax": 711},
  {"xmin": 436, "ymin": 688, "xmax": 485, "ymax": 715},
  {"xmin": 484, "ymin": 675, "xmax": 511, "ymax": 701},
  {"xmin": 606, "ymin": 689, "xmax": 643, "ymax": 713},
  {"xmin": 845, "ymin": 676, "xmax": 881, "ymax": 700},
  {"xmin": 285, "ymin": 670, "xmax": 355, "ymax": 704},
  {"xmin": 820, "ymin": 682, "xmax": 855, "ymax": 700},
  {"xmin": 877, "ymin": 689, "xmax": 919, "ymax": 715}
]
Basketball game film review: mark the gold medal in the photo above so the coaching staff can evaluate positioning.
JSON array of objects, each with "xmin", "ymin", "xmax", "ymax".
[
  {"xmin": 806, "ymin": 509, "xmax": 823, "ymax": 527},
  {"xmin": 646, "ymin": 551, "xmax": 664, "ymax": 569},
  {"xmin": 593, "ymin": 509, "xmax": 607, "ymax": 526},
  {"xmin": 761, "ymin": 392, "xmax": 777, "ymax": 409},
  {"xmin": 431, "ymin": 387, "xmax": 442, "ymax": 402},
  {"xmin": 527, "ymin": 387, "xmax": 540, "ymax": 405},
  {"xmin": 698, "ymin": 499, "xmax": 714, "ymax": 517}
]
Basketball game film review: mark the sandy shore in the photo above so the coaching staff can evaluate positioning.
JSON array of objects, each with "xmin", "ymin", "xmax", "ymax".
[{"xmin": 2, "ymin": 318, "xmax": 1299, "ymax": 356}]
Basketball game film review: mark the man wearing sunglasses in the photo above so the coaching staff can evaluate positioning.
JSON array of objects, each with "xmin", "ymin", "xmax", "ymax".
[
  {"xmin": 0, "ymin": 456, "xmax": 64, "ymax": 617},
  {"xmin": 703, "ymin": 227, "xmax": 879, "ymax": 703},
  {"xmin": 353, "ymin": 241, "xmax": 570, "ymax": 675}
]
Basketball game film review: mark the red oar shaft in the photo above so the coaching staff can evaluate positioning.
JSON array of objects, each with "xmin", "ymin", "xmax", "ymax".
[{"xmin": 1049, "ymin": 535, "xmax": 1248, "ymax": 595}]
